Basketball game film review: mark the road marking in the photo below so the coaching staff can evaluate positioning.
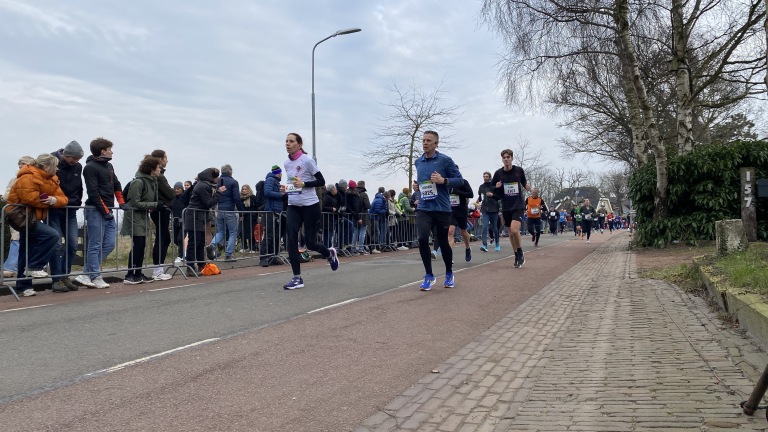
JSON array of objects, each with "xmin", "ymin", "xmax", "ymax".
[
  {"xmin": 86, "ymin": 338, "xmax": 220, "ymax": 376},
  {"xmin": 307, "ymin": 298, "xmax": 359, "ymax": 314},
  {"xmin": 1, "ymin": 304, "xmax": 51, "ymax": 313},
  {"xmin": 148, "ymin": 283, "xmax": 204, "ymax": 292}
]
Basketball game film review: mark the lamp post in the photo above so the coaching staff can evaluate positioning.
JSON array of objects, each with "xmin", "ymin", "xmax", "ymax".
[{"xmin": 311, "ymin": 27, "xmax": 361, "ymax": 163}]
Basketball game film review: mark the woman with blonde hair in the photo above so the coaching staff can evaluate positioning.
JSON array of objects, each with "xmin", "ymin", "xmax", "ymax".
[
  {"xmin": 7, "ymin": 153, "xmax": 69, "ymax": 296},
  {"xmin": 3, "ymin": 156, "xmax": 34, "ymax": 279},
  {"xmin": 239, "ymin": 184, "xmax": 259, "ymax": 253}
]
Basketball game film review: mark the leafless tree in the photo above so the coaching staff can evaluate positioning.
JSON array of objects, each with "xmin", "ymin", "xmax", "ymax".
[{"xmin": 364, "ymin": 80, "xmax": 462, "ymax": 187}]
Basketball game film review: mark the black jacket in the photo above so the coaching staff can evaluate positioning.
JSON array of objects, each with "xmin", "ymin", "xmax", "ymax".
[
  {"xmin": 83, "ymin": 155, "xmax": 123, "ymax": 215},
  {"xmin": 183, "ymin": 168, "xmax": 221, "ymax": 232},
  {"xmin": 449, "ymin": 179, "xmax": 474, "ymax": 215},
  {"xmin": 52, "ymin": 149, "xmax": 84, "ymax": 207},
  {"xmin": 156, "ymin": 168, "xmax": 175, "ymax": 207},
  {"xmin": 477, "ymin": 181, "xmax": 499, "ymax": 213}
]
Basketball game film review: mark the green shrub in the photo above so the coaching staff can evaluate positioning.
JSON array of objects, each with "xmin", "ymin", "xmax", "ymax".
[{"xmin": 629, "ymin": 140, "xmax": 768, "ymax": 247}]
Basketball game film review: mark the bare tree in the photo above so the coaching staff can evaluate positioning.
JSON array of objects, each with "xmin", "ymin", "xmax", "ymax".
[{"xmin": 364, "ymin": 80, "xmax": 462, "ymax": 187}]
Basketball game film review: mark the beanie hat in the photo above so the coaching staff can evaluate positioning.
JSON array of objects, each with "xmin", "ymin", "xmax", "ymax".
[
  {"xmin": 271, "ymin": 165, "xmax": 282, "ymax": 175},
  {"xmin": 63, "ymin": 140, "xmax": 84, "ymax": 158},
  {"xmin": 348, "ymin": 180, "xmax": 357, "ymax": 189},
  {"xmin": 338, "ymin": 179, "xmax": 348, "ymax": 189},
  {"xmin": 174, "ymin": 182, "xmax": 184, "ymax": 189}
]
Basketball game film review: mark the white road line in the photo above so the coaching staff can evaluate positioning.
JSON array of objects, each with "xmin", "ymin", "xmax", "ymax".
[
  {"xmin": 307, "ymin": 298, "xmax": 359, "ymax": 314},
  {"xmin": 148, "ymin": 283, "xmax": 204, "ymax": 292},
  {"xmin": 1, "ymin": 304, "xmax": 52, "ymax": 313},
  {"xmin": 86, "ymin": 338, "xmax": 220, "ymax": 376}
]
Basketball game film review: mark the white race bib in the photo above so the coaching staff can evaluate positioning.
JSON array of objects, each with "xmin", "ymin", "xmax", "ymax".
[
  {"xmin": 503, "ymin": 182, "xmax": 519, "ymax": 196},
  {"xmin": 286, "ymin": 178, "xmax": 302, "ymax": 195},
  {"xmin": 550, "ymin": 211, "xmax": 556, "ymax": 217},
  {"xmin": 584, "ymin": 214, "xmax": 592, "ymax": 220},
  {"xmin": 530, "ymin": 208, "xmax": 539, "ymax": 215},
  {"xmin": 420, "ymin": 181, "xmax": 437, "ymax": 201},
  {"xmin": 449, "ymin": 194, "xmax": 459, "ymax": 207}
]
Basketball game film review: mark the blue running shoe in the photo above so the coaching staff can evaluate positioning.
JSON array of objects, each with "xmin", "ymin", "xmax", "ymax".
[
  {"xmin": 495, "ymin": 244, "xmax": 500, "ymax": 252},
  {"xmin": 480, "ymin": 245, "xmax": 488, "ymax": 252},
  {"xmin": 465, "ymin": 247, "xmax": 471, "ymax": 262},
  {"xmin": 283, "ymin": 276, "xmax": 304, "ymax": 290},
  {"xmin": 420, "ymin": 274, "xmax": 436, "ymax": 291},
  {"xmin": 444, "ymin": 272, "xmax": 455, "ymax": 288},
  {"xmin": 327, "ymin": 247, "xmax": 339, "ymax": 271}
]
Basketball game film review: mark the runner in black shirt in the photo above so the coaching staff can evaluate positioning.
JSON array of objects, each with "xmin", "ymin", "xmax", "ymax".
[{"xmin": 491, "ymin": 149, "xmax": 530, "ymax": 268}]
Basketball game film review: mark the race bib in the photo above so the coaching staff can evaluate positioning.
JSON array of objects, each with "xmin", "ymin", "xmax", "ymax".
[
  {"xmin": 584, "ymin": 214, "xmax": 592, "ymax": 220},
  {"xmin": 420, "ymin": 181, "xmax": 437, "ymax": 201},
  {"xmin": 449, "ymin": 194, "xmax": 459, "ymax": 207},
  {"xmin": 530, "ymin": 208, "xmax": 539, "ymax": 215},
  {"xmin": 286, "ymin": 178, "xmax": 302, "ymax": 195},
  {"xmin": 550, "ymin": 211, "xmax": 556, "ymax": 217},
  {"xmin": 503, "ymin": 182, "xmax": 519, "ymax": 196}
]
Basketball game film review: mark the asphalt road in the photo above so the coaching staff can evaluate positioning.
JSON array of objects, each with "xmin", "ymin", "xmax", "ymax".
[{"xmin": 0, "ymin": 230, "xmax": 601, "ymax": 431}]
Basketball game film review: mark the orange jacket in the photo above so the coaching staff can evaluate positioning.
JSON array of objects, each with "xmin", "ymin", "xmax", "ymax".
[{"xmin": 7, "ymin": 165, "xmax": 68, "ymax": 221}]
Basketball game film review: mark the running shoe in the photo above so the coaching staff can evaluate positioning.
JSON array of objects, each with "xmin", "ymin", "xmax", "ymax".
[
  {"xmin": 513, "ymin": 252, "xmax": 520, "ymax": 268},
  {"xmin": 465, "ymin": 248, "xmax": 471, "ymax": 262},
  {"xmin": 495, "ymin": 244, "xmax": 500, "ymax": 252},
  {"xmin": 21, "ymin": 288, "xmax": 37, "ymax": 297},
  {"xmin": 283, "ymin": 276, "xmax": 304, "ymax": 290},
  {"xmin": 123, "ymin": 274, "xmax": 142, "ymax": 285},
  {"xmin": 431, "ymin": 250, "xmax": 437, "ymax": 260},
  {"xmin": 327, "ymin": 247, "xmax": 339, "ymax": 271},
  {"xmin": 419, "ymin": 274, "xmax": 436, "ymax": 291},
  {"xmin": 480, "ymin": 245, "xmax": 488, "ymax": 252},
  {"xmin": 443, "ymin": 272, "xmax": 455, "ymax": 288},
  {"xmin": 518, "ymin": 251, "xmax": 525, "ymax": 267}
]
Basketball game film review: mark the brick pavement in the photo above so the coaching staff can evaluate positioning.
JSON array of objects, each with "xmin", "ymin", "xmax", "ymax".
[{"xmin": 357, "ymin": 235, "xmax": 768, "ymax": 431}]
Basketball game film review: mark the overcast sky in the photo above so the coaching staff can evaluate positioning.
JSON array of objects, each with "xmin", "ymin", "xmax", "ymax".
[{"xmin": 0, "ymin": 0, "xmax": 601, "ymax": 195}]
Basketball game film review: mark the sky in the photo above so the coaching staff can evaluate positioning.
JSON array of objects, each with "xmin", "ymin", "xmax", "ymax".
[{"xmin": 0, "ymin": 0, "xmax": 601, "ymax": 196}]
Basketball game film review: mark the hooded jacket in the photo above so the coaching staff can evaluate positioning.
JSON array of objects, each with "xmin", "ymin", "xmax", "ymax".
[
  {"xmin": 52, "ymin": 149, "xmax": 84, "ymax": 207},
  {"xmin": 7, "ymin": 164, "xmax": 68, "ymax": 221},
  {"xmin": 263, "ymin": 172, "xmax": 284, "ymax": 212},
  {"xmin": 183, "ymin": 168, "xmax": 222, "ymax": 232},
  {"xmin": 120, "ymin": 171, "xmax": 158, "ymax": 237},
  {"xmin": 83, "ymin": 155, "xmax": 124, "ymax": 216}
]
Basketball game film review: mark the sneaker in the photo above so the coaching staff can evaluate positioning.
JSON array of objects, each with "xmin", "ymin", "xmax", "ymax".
[
  {"xmin": 518, "ymin": 251, "xmax": 525, "ymax": 267},
  {"xmin": 52, "ymin": 281, "xmax": 69, "ymax": 292},
  {"xmin": 513, "ymin": 252, "xmax": 520, "ymax": 268},
  {"xmin": 587, "ymin": 240, "xmax": 590, "ymax": 244},
  {"xmin": 140, "ymin": 274, "xmax": 155, "ymax": 283},
  {"xmin": 397, "ymin": 245, "xmax": 409, "ymax": 251},
  {"xmin": 431, "ymin": 250, "xmax": 437, "ymax": 260},
  {"xmin": 465, "ymin": 248, "xmax": 471, "ymax": 262},
  {"xmin": 444, "ymin": 272, "xmax": 455, "ymax": 288},
  {"xmin": 327, "ymin": 247, "xmax": 339, "ymax": 271},
  {"xmin": 283, "ymin": 276, "xmax": 304, "ymax": 290},
  {"xmin": 21, "ymin": 288, "xmax": 36, "ymax": 297},
  {"xmin": 174, "ymin": 257, "xmax": 183, "ymax": 264},
  {"xmin": 205, "ymin": 244, "xmax": 216, "ymax": 260},
  {"xmin": 24, "ymin": 269, "xmax": 48, "ymax": 278},
  {"xmin": 371, "ymin": 249, "xmax": 381, "ymax": 254},
  {"xmin": 62, "ymin": 278, "xmax": 78, "ymax": 291},
  {"xmin": 153, "ymin": 273, "xmax": 172, "ymax": 281},
  {"xmin": 92, "ymin": 276, "xmax": 109, "ymax": 289},
  {"xmin": 123, "ymin": 274, "xmax": 142, "ymax": 285},
  {"xmin": 224, "ymin": 255, "xmax": 235, "ymax": 262},
  {"xmin": 419, "ymin": 274, "xmax": 436, "ymax": 291},
  {"xmin": 74, "ymin": 274, "xmax": 96, "ymax": 288},
  {"xmin": 495, "ymin": 244, "xmax": 500, "ymax": 252},
  {"xmin": 259, "ymin": 258, "xmax": 270, "ymax": 267},
  {"xmin": 535, "ymin": 242, "xmax": 539, "ymax": 248},
  {"xmin": 2, "ymin": 270, "xmax": 15, "ymax": 277},
  {"xmin": 531, "ymin": 235, "xmax": 535, "ymax": 243},
  {"xmin": 480, "ymin": 245, "xmax": 488, "ymax": 252}
]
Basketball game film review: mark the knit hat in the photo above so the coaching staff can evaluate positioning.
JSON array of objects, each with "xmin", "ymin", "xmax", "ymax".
[
  {"xmin": 271, "ymin": 165, "xmax": 282, "ymax": 175},
  {"xmin": 338, "ymin": 179, "xmax": 348, "ymax": 189},
  {"xmin": 174, "ymin": 182, "xmax": 184, "ymax": 189},
  {"xmin": 63, "ymin": 140, "xmax": 84, "ymax": 158},
  {"xmin": 348, "ymin": 180, "xmax": 357, "ymax": 189}
]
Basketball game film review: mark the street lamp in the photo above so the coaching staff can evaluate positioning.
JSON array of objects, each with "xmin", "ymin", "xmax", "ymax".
[{"xmin": 311, "ymin": 27, "xmax": 362, "ymax": 163}]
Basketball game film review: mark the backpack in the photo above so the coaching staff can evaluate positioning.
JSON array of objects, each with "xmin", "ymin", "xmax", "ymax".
[
  {"xmin": 121, "ymin": 177, "xmax": 149, "ymax": 206},
  {"xmin": 253, "ymin": 180, "xmax": 266, "ymax": 211}
]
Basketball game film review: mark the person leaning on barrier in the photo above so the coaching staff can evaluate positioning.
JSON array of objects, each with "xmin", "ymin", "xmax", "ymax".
[
  {"xmin": 239, "ymin": 184, "xmax": 259, "ymax": 253},
  {"xmin": 346, "ymin": 180, "xmax": 366, "ymax": 255},
  {"xmin": 208, "ymin": 164, "xmax": 243, "ymax": 262},
  {"xmin": 260, "ymin": 165, "xmax": 284, "ymax": 267},
  {"xmin": 3, "ymin": 155, "xmax": 34, "ymax": 279},
  {"xmin": 122, "ymin": 155, "xmax": 161, "ymax": 284},
  {"xmin": 185, "ymin": 168, "xmax": 225, "ymax": 274},
  {"xmin": 7, "ymin": 153, "xmax": 69, "ymax": 297},
  {"xmin": 48, "ymin": 141, "xmax": 84, "ymax": 292},
  {"xmin": 171, "ymin": 182, "xmax": 187, "ymax": 263},
  {"xmin": 149, "ymin": 149, "xmax": 175, "ymax": 281}
]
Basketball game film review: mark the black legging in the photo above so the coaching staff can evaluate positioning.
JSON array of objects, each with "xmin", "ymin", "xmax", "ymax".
[
  {"xmin": 286, "ymin": 203, "xmax": 330, "ymax": 276},
  {"xmin": 528, "ymin": 218, "xmax": 542, "ymax": 244},
  {"xmin": 417, "ymin": 211, "xmax": 452, "ymax": 276},
  {"xmin": 151, "ymin": 208, "xmax": 171, "ymax": 266},
  {"xmin": 583, "ymin": 219, "xmax": 593, "ymax": 240},
  {"xmin": 127, "ymin": 235, "xmax": 147, "ymax": 277}
]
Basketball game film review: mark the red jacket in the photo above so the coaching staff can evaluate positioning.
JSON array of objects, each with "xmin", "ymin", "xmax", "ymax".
[{"xmin": 7, "ymin": 164, "xmax": 68, "ymax": 221}]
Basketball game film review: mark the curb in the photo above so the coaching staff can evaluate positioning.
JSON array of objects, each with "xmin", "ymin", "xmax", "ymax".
[{"xmin": 695, "ymin": 255, "xmax": 768, "ymax": 349}]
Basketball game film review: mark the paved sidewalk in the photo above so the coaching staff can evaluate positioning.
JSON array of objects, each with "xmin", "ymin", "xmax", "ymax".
[{"xmin": 357, "ymin": 235, "xmax": 768, "ymax": 431}]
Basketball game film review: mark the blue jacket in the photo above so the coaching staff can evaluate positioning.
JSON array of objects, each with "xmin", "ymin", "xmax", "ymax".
[
  {"xmin": 368, "ymin": 193, "xmax": 387, "ymax": 216},
  {"xmin": 216, "ymin": 174, "xmax": 244, "ymax": 211},
  {"xmin": 264, "ymin": 172, "xmax": 283, "ymax": 212},
  {"xmin": 414, "ymin": 151, "xmax": 463, "ymax": 212}
]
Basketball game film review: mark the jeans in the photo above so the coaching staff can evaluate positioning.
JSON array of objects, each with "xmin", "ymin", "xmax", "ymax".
[
  {"xmin": 16, "ymin": 222, "xmax": 60, "ymax": 289},
  {"xmin": 212, "ymin": 211, "xmax": 239, "ymax": 256},
  {"xmin": 85, "ymin": 207, "xmax": 117, "ymax": 279},
  {"xmin": 47, "ymin": 207, "xmax": 79, "ymax": 281},
  {"xmin": 338, "ymin": 217, "xmax": 354, "ymax": 246},
  {"xmin": 3, "ymin": 240, "xmax": 19, "ymax": 272},
  {"xmin": 481, "ymin": 212, "xmax": 499, "ymax": 246},
  {"xmin": 352, "ymin": 224, "xmax": 367, "ymax": 252}
]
